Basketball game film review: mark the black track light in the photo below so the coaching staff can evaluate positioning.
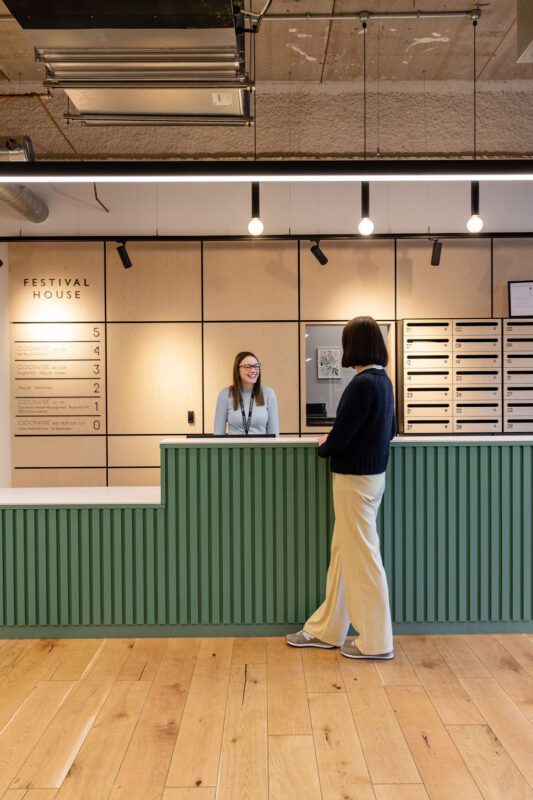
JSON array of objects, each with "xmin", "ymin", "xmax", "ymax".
[
  {"xmin": 117, "ymin": 241, "xmax": 132, "ymax": 269},
  {"xmin": 430, "ymin": 239, "xmax": 442, "ymax": 267},
  {"xmin": 310, "ymin": 240, "xmax": 328, "ymax": 266}
]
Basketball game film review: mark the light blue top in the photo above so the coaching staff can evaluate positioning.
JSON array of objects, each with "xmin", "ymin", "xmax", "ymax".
[{"xmin": 213, "ymin": 386, "xmax": 279, "ymax": 436}]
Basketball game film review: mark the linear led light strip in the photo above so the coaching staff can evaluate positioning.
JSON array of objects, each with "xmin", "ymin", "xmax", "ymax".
[
  {"xmin": 1, "ymin": 159, "xmax": 532, "ymax": 183},
  {"xmin": 1, "ymin": 173, "xmax": 533, "ymax": 183}
]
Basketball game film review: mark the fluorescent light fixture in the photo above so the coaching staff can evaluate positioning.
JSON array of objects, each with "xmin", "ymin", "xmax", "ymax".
[{"xmin": 0, "ymin": 160, "xmax": 532, "ymax": 183}]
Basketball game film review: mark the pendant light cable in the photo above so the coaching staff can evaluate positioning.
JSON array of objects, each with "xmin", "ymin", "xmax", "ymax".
[
  {"xmin": 253, "ymin": 9, "xmax": 257, "ymax": 161},
  {"xmin": 362, "ymin": 17, "xmax": 367, "ymax": 159},
  {"xmin": 467, "ymin": 10, "xmax": 483, "ymax": 234},
  {"xmin": 376, "ymin": 8, "xmax": 381, "ymax": 156},
  {"xmin": 358, "ymin": 14, "xmax": 373, "ymax": 235},
  {"xmin": 473, "ymin": 12, "xmax": 477, "ymax": 159}
]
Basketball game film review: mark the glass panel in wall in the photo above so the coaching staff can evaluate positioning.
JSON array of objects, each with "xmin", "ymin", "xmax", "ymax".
[{"xmin": 304, "ymin": 323, "xmax": 389, "ymax": 427}]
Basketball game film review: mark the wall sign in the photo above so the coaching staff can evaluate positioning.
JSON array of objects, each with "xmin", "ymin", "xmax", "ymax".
[
  {"xmin": 509, "ymin": 280, "xmax": 533, "ymax": 318},
  {"xmin": 12, "ymin": 322, "xmax": 105, "ymax": 435},
  {"xmin": 9, "ymin": 244, "xmax": 107, "ymax": 485}
]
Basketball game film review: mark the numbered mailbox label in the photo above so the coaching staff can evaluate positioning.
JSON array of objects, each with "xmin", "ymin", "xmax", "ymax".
[{"xmin": 12, "ymin": 322, "xmax": 106, "ymax": 435}]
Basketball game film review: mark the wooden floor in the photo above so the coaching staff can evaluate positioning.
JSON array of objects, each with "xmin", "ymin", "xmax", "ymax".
[{"xmin": 0, "ymin": 635, "xmax": 533, "ymax": 800}]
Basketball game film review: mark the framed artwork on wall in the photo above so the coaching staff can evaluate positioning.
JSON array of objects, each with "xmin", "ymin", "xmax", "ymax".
[
  {"xmin": 317, "ymin": 347, "xmax": 341, "ymax": 379},
  {"xmin": 508, "ymin": 280, "xmax": 533, "ymax": 318}
]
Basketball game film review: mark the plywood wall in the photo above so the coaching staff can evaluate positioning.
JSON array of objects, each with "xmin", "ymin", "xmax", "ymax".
[
  {"xmin": 8, "ymin": 237, "xmax": 531, "ymax": 486},
  {"xmin": 396, "ymin": 239, "xmax": 492, "ymax": 318}
]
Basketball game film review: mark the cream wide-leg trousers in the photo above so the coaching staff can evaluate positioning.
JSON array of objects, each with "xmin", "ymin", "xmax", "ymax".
[{"xmin": 304, "ymin": 472, "xmax": 393, "ymax": 654}]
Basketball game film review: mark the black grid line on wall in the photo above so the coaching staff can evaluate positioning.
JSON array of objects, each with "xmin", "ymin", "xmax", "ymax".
[{"xmin": 9, "ymin": 234, "xmax": 533, "ymax": 486}]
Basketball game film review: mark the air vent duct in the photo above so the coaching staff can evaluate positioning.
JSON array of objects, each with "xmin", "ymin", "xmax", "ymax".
[{"xmin": 3, "ymin": 0, "xmax": 252, "ymax": 126}]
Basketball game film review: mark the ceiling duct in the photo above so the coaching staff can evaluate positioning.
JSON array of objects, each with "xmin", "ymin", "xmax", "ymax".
[
  {"xmin": 3, "ymin": 0, "xmax": 252, "ymax": 126},
  {"xmin": 0, "ymin": 134, "xmax": 47, "ymax": 222},
  {"xmin": 0, "ymin": 135, "xmax": 36, "ymax": 162},
  {"xmin": 0, "ymin": 184, "xmax": 49, "ymax": 222}
]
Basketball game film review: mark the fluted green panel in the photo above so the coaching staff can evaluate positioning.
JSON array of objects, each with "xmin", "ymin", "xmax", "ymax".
[
  {"xmin": 386, "ymin": 442, "xmax": 533, "ymax": 625},
  {"xmin": 0, "ymin": 440, "xmax": 532, "ymax": 633},
  {"xmin": 163, "ymin": 443, "xmax": 334, "ymax": 626},
  {"xmin": 0, "ymin": 507, "xmax": 167, "ymax": 628}
]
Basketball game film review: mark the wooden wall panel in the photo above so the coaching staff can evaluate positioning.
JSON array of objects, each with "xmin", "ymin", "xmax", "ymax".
[
  {"xmin": 108, "ymin": 435, "xmax": 164, "ymax": 467},
  {"xmin": 106, "ymin": 242, "xmax": 201, "ymax": 321},
  {"xmin": 397, "ymin": 239, "xmax": 492, "ymax": 318},
  {"xmin": 12, "ymin": 468, "xmax": 106, "ymax": 487},
  {"xmin": 203, "ymin": 322, "xmax": 299, "ymax": 433},
  {"xmin": 12, "ymin": 437, "xmax": 105, "ymax": 468},
  {"xmin": 300, "ymin": 240, "xmax": 395, "ymax": 320},
  {"xmin": 108, "ymin": 468, "xmax": 160, "ymax": 486},
  {"xmin": 493, "ymin": 238, "xmax": 533, "ymax": 317},
  {"xmin": 9, "ymin": 242, "xmax": 104, "ymax": 322},
  {"xmin": 203, "ymin": 241, "xmax": 298, "ymax": 320},
  {"xmin": 107, "ymin": 323, "xmax": 202, "ymax": 435}
]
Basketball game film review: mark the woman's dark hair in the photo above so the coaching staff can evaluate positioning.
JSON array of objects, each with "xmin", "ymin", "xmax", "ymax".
[
  {"xmin": 341, "ymin": 316, "xmax": 389, "ymax": 368},
  {"xmin": 229, "ymin": 351, "xmax": 265, "ymax": 410}
]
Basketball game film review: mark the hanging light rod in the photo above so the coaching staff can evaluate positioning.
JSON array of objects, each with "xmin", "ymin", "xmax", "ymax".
[
  {"xmin": 0, "ymin": 159, "xmax": 531, "ymax": 184},
  {"xmin": 243, "ymin": 8, "xmax": 482, "ymax": 23}
]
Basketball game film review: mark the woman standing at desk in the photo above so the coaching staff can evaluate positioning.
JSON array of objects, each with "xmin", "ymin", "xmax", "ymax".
[
  {"xmin": 214, "ymin": 351, "xmax": 279, "ymax": 436},
  {"xmin": 286, "ymin": 316, "xmax": 396, "ymax": 659}
]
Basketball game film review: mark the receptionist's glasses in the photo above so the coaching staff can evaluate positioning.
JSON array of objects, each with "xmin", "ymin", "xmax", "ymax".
[{"xmin": 240, "ymin": 363, "xmax": 261, "ymax": 371}]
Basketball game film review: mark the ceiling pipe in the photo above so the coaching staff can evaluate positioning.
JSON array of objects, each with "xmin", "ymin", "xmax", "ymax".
[
  {"xmin": 0, "ymin": 184, "xmax": 49, "ymax": 223},
  {"xmin": 244, "ymin": 7, "xmax": 482, "ymax": 22}
]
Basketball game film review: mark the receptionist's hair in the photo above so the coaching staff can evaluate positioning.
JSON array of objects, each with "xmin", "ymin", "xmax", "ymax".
[
  {"xmin": 341, "ymin": 316, "xmax": 388, "ymax": 368},
  {"xmin": 230, "ymin": 351, "xmax": 265, "ymax": 410}
]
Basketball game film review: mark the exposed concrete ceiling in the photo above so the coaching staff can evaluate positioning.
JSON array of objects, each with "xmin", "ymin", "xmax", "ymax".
[{"xmin": 0, "ymin": 0, "xmax": 532, "ymax": 160}]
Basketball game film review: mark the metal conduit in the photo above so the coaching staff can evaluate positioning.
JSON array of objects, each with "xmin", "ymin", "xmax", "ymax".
[{"xmin": 245, "ymin": 8, "xmax": 482, "ymax": 22}]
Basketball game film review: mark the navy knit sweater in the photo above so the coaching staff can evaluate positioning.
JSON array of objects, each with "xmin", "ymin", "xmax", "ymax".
[{"xmin": 318, "ymin": 368, "xmax": 396, "ymax": 475}]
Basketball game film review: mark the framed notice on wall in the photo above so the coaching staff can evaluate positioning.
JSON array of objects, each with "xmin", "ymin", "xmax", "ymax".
[
  {"xmin": 508, "ymin": 280, "xmax": 533, "ymax": 318},
  {"xmin": 317, "ymin": 347, "xmax": 341, "ymax": 379}
]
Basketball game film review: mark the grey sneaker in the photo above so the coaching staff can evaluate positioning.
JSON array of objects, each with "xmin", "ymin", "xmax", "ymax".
[
  {"xmin": 340, "ymin": 639, "xmax": 393, "ymax": 660},
  {"xmin": 285, "ymin": 630, "xmax": 336, "ymax": 649}
]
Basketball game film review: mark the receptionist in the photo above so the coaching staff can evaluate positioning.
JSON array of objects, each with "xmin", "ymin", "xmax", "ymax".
[{"xmin": 213, "ymin": 351, "xmax": 279, "ymax": 436}]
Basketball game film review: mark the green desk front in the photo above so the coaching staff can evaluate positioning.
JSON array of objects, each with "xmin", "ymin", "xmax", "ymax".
[{"xmin": 1, "ymin": 437, "xmax": 532, "ymax": 637}]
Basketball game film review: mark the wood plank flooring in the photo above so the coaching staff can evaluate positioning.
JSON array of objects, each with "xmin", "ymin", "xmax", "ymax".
[{"xmin": 0, "ymin": 635, "xmax": 532, "ymax": 800}]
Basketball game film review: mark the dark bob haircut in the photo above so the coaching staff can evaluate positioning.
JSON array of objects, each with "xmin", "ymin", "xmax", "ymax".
[{"xmin": 341, "ymin": 316, "xmax": 388, "ymax": 368}]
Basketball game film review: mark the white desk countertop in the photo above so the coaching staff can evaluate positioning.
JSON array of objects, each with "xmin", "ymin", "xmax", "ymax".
[
  {"xmin": 0, "ymin": 486, "xmax": 161, "ymax": 507},
  {"xmin": 161, "ymin": 436, "xmax": 319, "ymax": 445},
  {"xmin": 162, "ymin": 435, "xmax": 533, "ymax": 445}
]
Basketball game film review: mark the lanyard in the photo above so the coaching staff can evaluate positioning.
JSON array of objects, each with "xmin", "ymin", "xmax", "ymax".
[{"xmin": 239, "ymin": 393, "xmax": 255, "ymax": 435}]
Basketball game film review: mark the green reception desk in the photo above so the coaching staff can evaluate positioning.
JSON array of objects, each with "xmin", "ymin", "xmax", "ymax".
[{"xmin": 0, "ymin": 436, "xmax": 532, "ymax": 637}]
